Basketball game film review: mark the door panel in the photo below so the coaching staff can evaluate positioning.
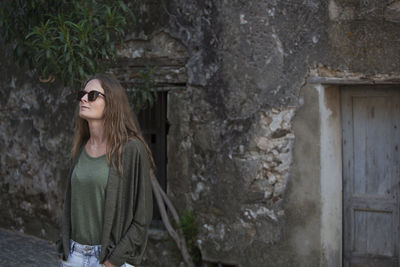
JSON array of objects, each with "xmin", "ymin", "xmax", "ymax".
[
  {"xmin": 341, "ymin": 86, "xmax": 400, "ymax": 267},
  {"xmin": 353, "ymin": 210, "xmax": 393, "ymax": 256},
  {"xmin": 352, "ymin": 96, "xmax": 397, "ymax": 196}
]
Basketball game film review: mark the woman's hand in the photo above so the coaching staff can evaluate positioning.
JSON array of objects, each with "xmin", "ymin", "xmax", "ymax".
[{"xmin": 103, "ymin": 260, "xmax": 116, "ymax": 267}]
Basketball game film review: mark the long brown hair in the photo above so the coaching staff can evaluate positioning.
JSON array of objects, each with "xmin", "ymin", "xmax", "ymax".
[{"xmin": 71, "ymin": 73, "xmax": 155, "ymax": 175}]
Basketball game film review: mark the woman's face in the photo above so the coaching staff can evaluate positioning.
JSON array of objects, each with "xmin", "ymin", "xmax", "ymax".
[{"xmin": 79, "ymin": 79, "xmax": 106, "ymax": 121}]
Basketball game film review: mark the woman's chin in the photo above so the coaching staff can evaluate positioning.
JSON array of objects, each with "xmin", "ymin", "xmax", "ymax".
[{"xmin": 79, "ymin": 113, "xmax": 105, "ymax": 122}]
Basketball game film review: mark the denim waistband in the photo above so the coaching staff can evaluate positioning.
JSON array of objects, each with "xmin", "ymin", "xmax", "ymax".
[{"xmin": 70, "ymin": 240, "xmax": 101, "ymax": 257}]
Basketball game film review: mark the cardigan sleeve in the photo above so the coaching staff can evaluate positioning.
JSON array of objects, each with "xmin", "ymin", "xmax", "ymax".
[
  {"xmin": 108, "ymin": 140, "xmax": 153, "ymax": 266},
  {"xmin": 57, "ymin": 157, "xmax": 77, "ymax": 260}
]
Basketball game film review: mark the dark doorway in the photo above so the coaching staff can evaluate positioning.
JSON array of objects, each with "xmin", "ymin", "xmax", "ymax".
[{"xmin": 137, "ymin": 91, "xmax": 168, "ymax": 228}]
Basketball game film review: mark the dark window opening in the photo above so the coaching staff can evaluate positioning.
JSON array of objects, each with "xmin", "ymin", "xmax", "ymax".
[{"xmin": 137, "ymin": 91, "xmax": 168, "ymax": 228}]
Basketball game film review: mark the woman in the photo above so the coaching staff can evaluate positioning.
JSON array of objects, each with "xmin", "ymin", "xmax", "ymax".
[{"xmin": 57, "ymin": 74, "xmax": 154, "ymax": 267}]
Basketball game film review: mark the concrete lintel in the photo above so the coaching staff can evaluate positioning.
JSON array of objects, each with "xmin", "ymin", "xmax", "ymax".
[{"xmin": 308, "ymin": 76, "xmax": 400, "ymax": 85}]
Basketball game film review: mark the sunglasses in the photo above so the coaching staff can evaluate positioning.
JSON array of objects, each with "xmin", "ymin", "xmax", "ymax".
[{"xmin": 77, "ymin": 90, "xmax": 106, "ymax": 102}]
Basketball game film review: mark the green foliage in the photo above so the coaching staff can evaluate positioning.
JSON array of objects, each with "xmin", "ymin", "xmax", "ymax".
[
  {"xmin": 0, "ymin": 0, "xmax": 134, "ymax": 87},
  {"xmin": 129, "ymin": 66, "xmax": 158, "ymax": 112},
  {"xmin": 179, "ymin": 211, "xmax": 202, "ymax": 266},
  {"xmin": 0, "ymin": 0, "xmax": 157, "ymax": 110}
]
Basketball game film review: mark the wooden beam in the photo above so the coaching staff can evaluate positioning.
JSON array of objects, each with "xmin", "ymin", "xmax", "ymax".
[
  {"xmin": 124, "ymin": 85, "xmax": 186, "ymax": 92},
  {"xmin": 115, "ymin": 57, "xmax": 188, "ymax": 67}
]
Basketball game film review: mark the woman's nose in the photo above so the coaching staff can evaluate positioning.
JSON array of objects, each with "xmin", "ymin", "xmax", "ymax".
[{"xmin": 80, "ymin": 93, "xmax": 89, "ymax": 102}]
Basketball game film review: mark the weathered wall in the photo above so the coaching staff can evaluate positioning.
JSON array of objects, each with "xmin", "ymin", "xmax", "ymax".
[
  {"xmin": 157, "ymin": 1, "xmax": 400, "ymax": 266},
  {"xmin": 0, "ymin": 38, "xmax": 74, "ymax": 240},
  {"xmin": 2, "ymin": 0, "xmax": 400, "ymax": 266},
  {"xmin": 149, "ymin": 0, "xmax": 400, "ymax": 266}
]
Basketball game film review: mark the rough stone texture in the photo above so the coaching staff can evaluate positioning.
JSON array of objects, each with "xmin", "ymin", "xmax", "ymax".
[
  {"xmin": 0, "ymin": 38, "xmax": 75, "ymax": 240},
  {"xmin": 327, "ymin": 0, "xmax": 400, "ymax": 73},
  {"xmin": 142, "ymin": 229, "xmax": 184, "ymax": 267},
  {"xmin": 112, "ymin": 32, "xmax": 188, "ymax": 90},
  {"xmin": 385, "ymin": 1, "xmax": 400, "ymax": 22},
  {"xmin": 154, "ymin": 0, "xmax": 400, "ymax": 266},
  {"xmin": 2, "ymin": 0, "xmax": 400, "ymax": 266}
]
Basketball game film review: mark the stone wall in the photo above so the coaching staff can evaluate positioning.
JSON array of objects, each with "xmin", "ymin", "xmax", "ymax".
[
  {"xmin": 0, "ymin": 39, "xmax": 74, "ymax": 239},
  {"xmin": 133, "ymin": 0, "xmax": 400, "ymax": 266},
  {"xmin": 2, "ymin": 0, "xmax": 400, "ymax": 266}
]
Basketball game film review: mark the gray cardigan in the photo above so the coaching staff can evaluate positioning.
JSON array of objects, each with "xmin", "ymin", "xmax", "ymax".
[{"xmin": 58, "ymin": 139, "xmax": 153, "ymax": 266}]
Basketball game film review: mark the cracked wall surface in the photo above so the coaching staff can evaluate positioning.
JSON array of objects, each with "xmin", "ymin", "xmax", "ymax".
[
  {"xmin": 2, "ymin": 0, "xmax": 400, "ymax": 266},
  {"xmin": 0, "ymin": 39, "xmax": 74, "ymax": 239}
]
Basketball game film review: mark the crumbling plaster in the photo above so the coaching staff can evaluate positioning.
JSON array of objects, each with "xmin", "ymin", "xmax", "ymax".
[{"xmin": 2, "ymin": 0, "xmax": 400, "ymax": 266}]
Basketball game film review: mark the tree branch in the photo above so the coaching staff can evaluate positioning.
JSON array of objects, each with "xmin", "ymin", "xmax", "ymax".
[{"xmin": 150, "ymin": 172, "xmax": 195, "ymax": 267}]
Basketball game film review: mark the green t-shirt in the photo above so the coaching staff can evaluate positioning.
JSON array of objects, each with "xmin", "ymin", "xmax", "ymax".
[{"xmin": 71, "ymin": 148, "xmax": 109, "ymax": 245}]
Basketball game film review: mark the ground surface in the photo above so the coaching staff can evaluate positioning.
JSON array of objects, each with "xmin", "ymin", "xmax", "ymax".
[{"xmin": 0, "ymin": 228, "xmax": 59, "ymax": 266}]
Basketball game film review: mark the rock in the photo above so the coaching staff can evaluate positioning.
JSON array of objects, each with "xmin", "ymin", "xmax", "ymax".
[{"xmin": 385, "ymin": 1, "xmax": 400, "ymax": 23}]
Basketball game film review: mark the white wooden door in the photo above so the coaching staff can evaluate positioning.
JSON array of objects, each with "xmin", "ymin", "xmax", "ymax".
[{"xmin": 342, "ymin": 86, "xmax": 400, "ymax": 267}]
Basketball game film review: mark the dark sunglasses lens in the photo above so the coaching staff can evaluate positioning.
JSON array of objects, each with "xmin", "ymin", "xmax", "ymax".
[
  {"xmin": 87, "ymin": 91, "xmax": 99, "ymax": 101},
  {"xmin": 77, "ymin": 91, "xmax": 102, "ymax": 101},
  {"xmin": 77, "ymin": 91, "xmax": 86, "ymax": 101}
]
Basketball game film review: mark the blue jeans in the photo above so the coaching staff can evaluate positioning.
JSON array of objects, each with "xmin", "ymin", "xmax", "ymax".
[{"xmin": 61, "ymin": 240, "xmax": 134, "ymax": 267}]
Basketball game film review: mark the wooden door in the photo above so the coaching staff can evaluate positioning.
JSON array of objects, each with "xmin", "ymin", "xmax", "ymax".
[{"xmin": 342, "ymin": 86, "xmax": 400, "ymax": 267}]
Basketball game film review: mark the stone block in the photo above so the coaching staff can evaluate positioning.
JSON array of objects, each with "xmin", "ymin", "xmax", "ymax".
[{"xmin": 385, "ymin": 1, "xmax": 400, "ymax": 22}]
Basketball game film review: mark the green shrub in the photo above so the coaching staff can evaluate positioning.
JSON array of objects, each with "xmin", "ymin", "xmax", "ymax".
[
  {"xmin": 0, "ymin": 0, "xmax": 133, "ymax": 87},
  {"xmin": 130, "ymin": 66, "xmax": 158, "ymax": 112},
  {"xmin": 180, "ymin": 211, "xmax": 202, "ymax": 266},
  {"xmin": 1, "ymin": 0, "xmax": 157, "ymax": 110}
]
